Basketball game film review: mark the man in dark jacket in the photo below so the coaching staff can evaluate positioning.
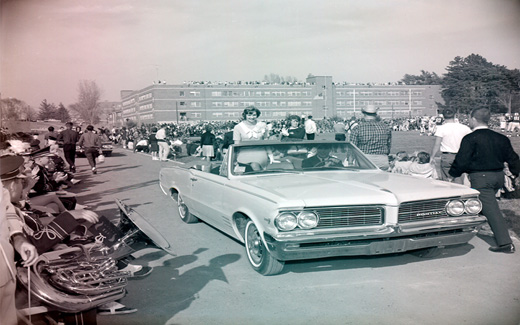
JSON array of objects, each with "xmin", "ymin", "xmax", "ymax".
[
  {"xmin": 450, "ymin": 108, "xmax": 519, "ymax": 253},
  {"xmin": 57, "ymin": 122, "xmax": 80, "ymax": 172}
]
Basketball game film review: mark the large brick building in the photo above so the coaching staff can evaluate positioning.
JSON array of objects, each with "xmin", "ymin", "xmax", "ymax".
[{"xmin": 119, "ymin": 76, "xmax": 442, "ymax": 125}]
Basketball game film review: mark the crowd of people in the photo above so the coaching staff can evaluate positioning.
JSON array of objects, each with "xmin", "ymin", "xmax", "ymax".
[
  {"xmin": 0, "ymin": 129, "xmax": 152, "ymax": 324},
  {"xmin": 1, "ymin": 104, "xmax": 519, "ymax": 323}
]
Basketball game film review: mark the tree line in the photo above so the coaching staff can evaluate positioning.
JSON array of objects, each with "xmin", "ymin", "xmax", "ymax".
[{"xmin": 400, "ymin": 54, "xmax": 520, "ymax": 114}]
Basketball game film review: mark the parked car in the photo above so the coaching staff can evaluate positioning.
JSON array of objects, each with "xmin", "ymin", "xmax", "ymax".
[
  {"xmin": 159, "ymin": 140, "xmax": 486, "ymax": 275},
  {"xmin": 76, "ymin": 142, "xmax": 113, "ymax": 157}
]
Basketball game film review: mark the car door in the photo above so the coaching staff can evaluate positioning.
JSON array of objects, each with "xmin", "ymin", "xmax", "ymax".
[{"xmin": 187, "ymin": 169, "xmax": 233, "ymax": 232}]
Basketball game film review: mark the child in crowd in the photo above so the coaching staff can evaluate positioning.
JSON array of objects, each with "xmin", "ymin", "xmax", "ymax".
[
  {"xmin": 390, "ymin": 151, "xmax": 413, "ymax": 174},
  {"xmin": 408, "ymin": 151, "xmax": 438, "ymax": 179}
]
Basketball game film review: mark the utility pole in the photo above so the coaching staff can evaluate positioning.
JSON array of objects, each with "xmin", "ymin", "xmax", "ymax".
[{"xmin": 408, "ymin": 88, "xmax": 412, "ymax": 118}]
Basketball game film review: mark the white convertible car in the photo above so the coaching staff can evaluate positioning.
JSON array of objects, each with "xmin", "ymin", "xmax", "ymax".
[{"xmin": 159, "ymin": 140, "xmax": 486, "ymax": 275}]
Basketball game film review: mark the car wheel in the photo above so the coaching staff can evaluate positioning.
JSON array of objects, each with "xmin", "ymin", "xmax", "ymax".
[
  {"xmin": 244, "ymin": 220, "xmax": 284, "ymax": 275},
  {"xmin": 410, "ymin": 246, "xmax": 443, "ymax": 258},
  {"xmin": 176, "ymin": 194, "xmax": 198, "ymax": 223}
]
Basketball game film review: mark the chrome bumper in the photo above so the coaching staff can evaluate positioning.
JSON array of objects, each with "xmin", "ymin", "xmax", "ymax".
[{"xmin": 264, "ymin": 217, "xmax": 486, "ymax": 261}]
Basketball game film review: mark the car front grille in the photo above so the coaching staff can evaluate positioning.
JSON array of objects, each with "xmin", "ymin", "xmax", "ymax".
[
  {"xmin": 309, "ymin": 206, "xmax": 384, "ymax": 229},
  {"xmin": 398, "ymin": 199, "xmax": 449, "ymax": 223}
]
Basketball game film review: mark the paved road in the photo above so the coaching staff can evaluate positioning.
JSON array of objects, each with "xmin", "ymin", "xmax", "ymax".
[{"xmin": 67, "ymin": 148, "xmax": 520, "ymax": 325}]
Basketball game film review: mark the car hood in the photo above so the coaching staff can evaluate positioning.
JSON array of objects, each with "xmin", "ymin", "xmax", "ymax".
[{"xmin": 237, "ymin": 171, "xmax": 479, "ymax": 207}]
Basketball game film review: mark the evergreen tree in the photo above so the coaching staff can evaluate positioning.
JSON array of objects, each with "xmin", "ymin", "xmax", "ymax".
[
  {"xmin": 440, "ymin": 54, "xmax": 515, "ymax": 114},
  {"xmin": 56, "ymin": 102, "xmax": 71, "ymax": 122},
  {"xmin": 38, "ymin": 99, "xmax": 58, "ymax": 120},
  {"xmin": 401, "ymin": 70, "xmax": 442, "ymax": 85}
]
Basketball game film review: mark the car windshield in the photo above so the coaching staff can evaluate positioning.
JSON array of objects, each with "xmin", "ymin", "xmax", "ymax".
[{"xmin": 230, "ymin": 141, "xmax": 377, "ymax": 175}]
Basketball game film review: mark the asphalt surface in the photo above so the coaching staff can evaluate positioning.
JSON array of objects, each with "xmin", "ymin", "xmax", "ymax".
[{"xmin": 65, "ymin": 147, "xmax": 520, "ymax": 325}]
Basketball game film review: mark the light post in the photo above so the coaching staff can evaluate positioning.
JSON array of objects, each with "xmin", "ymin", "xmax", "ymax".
[
  {"xmin": 176, "ymin": 101, "xmax": 179, "ymax": 124},
  {"xmin": 408, "ymin": 88, "xmax": 412, "ymax": 118}
]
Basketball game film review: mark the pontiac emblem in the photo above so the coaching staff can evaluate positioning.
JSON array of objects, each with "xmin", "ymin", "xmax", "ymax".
[{"xmin": 416, "ymin": 211, "xmax": 443, "ymax": 217}]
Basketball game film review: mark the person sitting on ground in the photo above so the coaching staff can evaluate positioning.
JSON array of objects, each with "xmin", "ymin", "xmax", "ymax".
[
  {"xmin": 1, "ymin": 155, "xmax": 99, "ymax": 254},
  {"xmin": 408, "ymin": 151, "xmax": 438, "ymax": 179},
  {"xmin": 391, "ymin": 151, "xmax": 413, "ymax": 174}
]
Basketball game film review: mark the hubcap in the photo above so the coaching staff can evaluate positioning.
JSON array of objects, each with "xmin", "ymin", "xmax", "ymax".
[
  {"xmin": 247, "ymin": 223, "xmax": 262, "ymax": 264},
  {"xmin": 177, "ymin": 196, "xmax": 187, "ymax": 218}
]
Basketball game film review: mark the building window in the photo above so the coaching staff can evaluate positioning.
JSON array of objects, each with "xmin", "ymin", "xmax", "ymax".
[
  {"xmin": 180, "ymin": 91, "xmax": 185, "ymax": 97},
  {"xmin": 189, "ymin": 91, "xmax": 200, "ymax": 97},
  {"xmin": 211, "ymin": 91, "xmax": 222, "ymax": 96},
  {"xmin": 192, "ymin": 112, "xmax": 201, "ymax": 118},
  {"xmin": 190, "ymin": 102, "xmax": 201, "ymax": 107},
  {"xmin": 212, "ymin": 112, "xmax": 223, "ymax": 117}
]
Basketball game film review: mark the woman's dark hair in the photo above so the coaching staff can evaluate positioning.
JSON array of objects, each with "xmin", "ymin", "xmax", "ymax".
[
  {"xmin": 417, "ymin": 151, "xmax": 431, "ymax": 164},
  {"xmin": 242, "ymin": 106, "xmax": 261, "ymax": 120},
  {"xmin": 287, "ymin": 115, "xmax": 301, "ymax": 123},
  {"xmin": 86, "ymin": 125, "xmax": 94, "ymax": 131}
]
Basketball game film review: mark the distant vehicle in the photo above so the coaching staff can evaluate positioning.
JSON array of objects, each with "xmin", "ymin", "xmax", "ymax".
[
  {"xmin": 76, "ymin": 142, "xmax": 113, "ymax": 157},
  {"xmin": 159, "ymin": 140, "xmax": 486, "ymax": 275}
]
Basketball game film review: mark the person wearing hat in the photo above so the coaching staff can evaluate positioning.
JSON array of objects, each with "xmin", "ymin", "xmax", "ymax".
[
  {"xmin": 349, "ymin": 104, "xmax": 392, "ymax": 170},
  {"xmin": 1, "ymin": 156, "xmax": 99, "ymax": 255},
  {"xmin": 57, "ymin": 122, "xmax": 80, "ymax": 172},
  {"xmin": 431, "ymin": 108, "xmax": 471, "ymax": 184},
  {"xmin": 0, "ymin": 156, "xmax": 38, "ymax": 325}
]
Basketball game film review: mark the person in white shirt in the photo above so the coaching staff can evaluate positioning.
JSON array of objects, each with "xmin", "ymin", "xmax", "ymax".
[
  {"xmin": 304, "ymin": 115, "xmax": 317, "ymax": 140},
  {"xmin": 155, "ymin": 126, "xmax": 170, "ymax": 161},
  {"xmin": 431, "ymin": 108, "xmax": 471, "ymax": 183}
]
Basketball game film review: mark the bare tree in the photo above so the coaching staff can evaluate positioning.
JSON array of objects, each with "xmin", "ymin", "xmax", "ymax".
[
  {"xmin": 1, "ymin": 98, "xmax": 36, "ymax": 121},
  {"xmin": 70, "ymin": 80, "xmax": 103, "ymax": 124}
]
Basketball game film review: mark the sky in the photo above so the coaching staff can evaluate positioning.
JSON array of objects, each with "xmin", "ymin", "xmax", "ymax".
[{"xmin": 1, "ymin": 0, "xmax": 519, "ymax": 109}]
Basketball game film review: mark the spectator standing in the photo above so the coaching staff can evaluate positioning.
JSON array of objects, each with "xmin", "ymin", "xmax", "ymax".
[
  {"xmin": 304, "ymin": 115, "xmax": 317, "ymax": 140},
  {"xmin": 449, "ymin": 108, "xmax": 519, "ymax": 253},
  {"xmin": 345, "ymin": 116, "xmax": 359, "ymax": 141},
  {"xmin": 200, "ymin": 125, "xmax": 216, "ymax": 160},
  {"xmin": 57, "ymin": 122, "xmax": 80, "ymax": 172},
  {"xmin": 349, "ymin": 104, "xmax": 392, "ymax": 170},
  {"xmin": 333, "ymin": 119, "xmax": 346, "ymax": 141},
  {"xmin": 78, "ymin": 125, "xmax": 101, "ymax": 174},
  {"xmin": 44, "ymin": 126, "xmax": 58, "ymax": 147},
  {"xmin": 149, "ymin": 127, "xmax": 159, "ymax": 160},
  {"xmin": 431, "ymin": 108, "xmax": 471, "ymax": 184},
  {"xmin": 156, "ymin": 126, "xmax": 170, "ymax": 161},
  {"xmin": 221, "ymin": 122, "xmax": 237, "ymax": 156}
]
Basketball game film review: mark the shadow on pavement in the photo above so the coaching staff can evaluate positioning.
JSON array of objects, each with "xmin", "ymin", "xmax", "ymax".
[{"xmin": 283, "ymin": 243, "xmax": 475, "ymax": 275}]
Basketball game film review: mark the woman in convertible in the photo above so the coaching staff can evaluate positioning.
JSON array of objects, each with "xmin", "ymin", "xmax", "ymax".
[{"xmin": 232, "ymin": 106, "xmax": 270, "ymax": 171}]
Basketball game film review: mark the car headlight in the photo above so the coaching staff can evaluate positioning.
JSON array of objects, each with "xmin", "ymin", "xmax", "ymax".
[
  {"xmin": 275, "ymin": 213, "xmax": 297, "ymax": 231},
  {"xmin": 446, "ymin": 199, "xmax": 465, "ymax": 216},
  {"xmin": 464, "ymin": 198, "xmax": 482, "ymax": 215},
  {"xmin": 297, "ymin": 211, "xmax": 319, "ymax": 229}
]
